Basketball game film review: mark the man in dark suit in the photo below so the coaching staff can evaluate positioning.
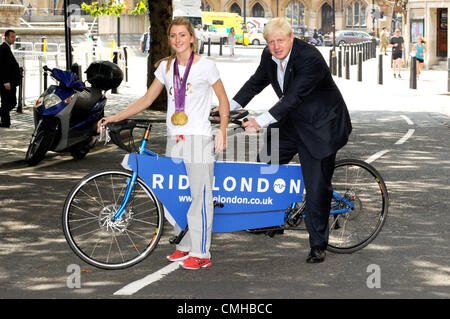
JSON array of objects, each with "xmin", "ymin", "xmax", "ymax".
[
  {"xmin": 0, "ymin": 30, "xmax": 21, "ymax": 128},
  {"xmin": 230, "ymin": 18, "xmax": 352, "ymax": 263}
]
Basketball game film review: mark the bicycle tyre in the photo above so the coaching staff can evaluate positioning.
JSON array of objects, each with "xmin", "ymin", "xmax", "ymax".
[
  {"xmin": 62, "ymin": 169, "xmax": 164, "ymax": 270},
  {"xmin": 327, "ymin": 159, "xmax": 389, "ymax": 253}
]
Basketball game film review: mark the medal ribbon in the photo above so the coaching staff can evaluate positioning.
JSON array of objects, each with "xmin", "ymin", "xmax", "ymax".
[{"xmin": 173, "ymin": 53, "xmax": 194, "ymax": 113}]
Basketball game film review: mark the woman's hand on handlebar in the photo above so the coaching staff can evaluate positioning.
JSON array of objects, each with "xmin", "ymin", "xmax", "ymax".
[{"xmin": 97, "ymin": 116, "xmax": 116, "ymax": 133}]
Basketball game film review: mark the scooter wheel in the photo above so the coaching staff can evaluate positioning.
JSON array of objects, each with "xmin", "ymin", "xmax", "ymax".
[{"xmin": 25, "ymin": 127, "xmax": 55, "ymax": 166}]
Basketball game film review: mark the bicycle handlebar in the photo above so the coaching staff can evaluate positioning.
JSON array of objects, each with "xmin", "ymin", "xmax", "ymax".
[{"xmin": 105, "ymin": 110, "xmax": 249, "ymax": 153}]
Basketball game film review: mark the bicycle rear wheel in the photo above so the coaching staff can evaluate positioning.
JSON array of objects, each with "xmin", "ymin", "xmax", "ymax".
[
  {"xmin": 62, "ymin": 169, "xmax": 164, "ymax": 269},
  {"xmin": 327, "ymin": 159, "xmax": 389, "ymax": 253}
]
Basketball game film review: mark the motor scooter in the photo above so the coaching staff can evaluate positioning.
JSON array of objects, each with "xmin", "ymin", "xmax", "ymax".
[{"xmin": 25, "ymin": 61, "xmax": 122, "ymax": 165}]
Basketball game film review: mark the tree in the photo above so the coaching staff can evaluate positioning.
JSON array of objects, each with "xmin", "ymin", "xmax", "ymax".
[
  {"xmin": 147, "ymin": 0, "xmax": 172, "ymax": 111},
  {"xmin": 82, "ymin": 0, "xmax": 172, "ymax": 111}
]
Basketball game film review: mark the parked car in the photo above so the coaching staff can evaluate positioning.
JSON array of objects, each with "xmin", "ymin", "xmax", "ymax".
[
  {"xmin": 248, "ymin": 28, "xmax": 266, "ymax": 45},
  {"xmin": 335, "ymin": 30, "xmax": 380, "ymax": 46},
  {"xmin": 203, "ymin": 24, "xmax": 228, "ymax": 44},
  {"xmin": 322, "ymin": 33, "xmax": 334, "ymax": 46}
]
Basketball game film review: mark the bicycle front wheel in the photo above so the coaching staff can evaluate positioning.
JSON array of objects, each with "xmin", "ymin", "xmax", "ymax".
[
  {"xmin": 62, "ymin": 169, "xmax": 164, "ymax": 269},
  {"xmin": 327, "ymin": 159, "xmax": 389, "ymax": 253}
]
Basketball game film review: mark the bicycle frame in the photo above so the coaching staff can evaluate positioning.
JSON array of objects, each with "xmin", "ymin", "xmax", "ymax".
[
  {"xmin": 114, "ymin": 137, "xmax": 306, "ymax": 232},
  {"xmin": 113, "ymin": 133, "xmax": 356, "ymax": 234}
]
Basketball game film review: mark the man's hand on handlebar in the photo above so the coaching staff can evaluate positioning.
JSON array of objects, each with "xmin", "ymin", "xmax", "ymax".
[{"xmin": 242, "ymin": 118, "xmax": 260, "ymax": 132}]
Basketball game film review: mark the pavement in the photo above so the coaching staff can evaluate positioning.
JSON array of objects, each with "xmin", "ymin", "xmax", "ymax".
[{"xmin": 0, "ymin": 43, "xmax": 448, "ymax": 169}]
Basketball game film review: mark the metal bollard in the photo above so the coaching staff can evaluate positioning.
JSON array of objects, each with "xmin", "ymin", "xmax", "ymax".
[
  {"xmin": 338, "ymin": 50, "xmax": 342, "ymax": 77},
  {"xmin": 123, "ymin": 46, "xmax": 129, "ymax": 83},
  {"xmin": 358, "ymin": 51, "xmax": 362, "ymax": 82},
  {"xmin": 332, "ymin": 50, "xmax": 337, "ymax": 76},
  {"xmin": 345, "ymin": 50, "xmax": 350, "ymax": 79},
  {"xmin": 378, "ymin": 54, "xmax": 383, "ymax": 85},
  {"xmin": 329, "ymin": 49, "xmax": 333, "ymax": 70},
  {"xmin": 43, "ymin": 68, "xmax": 48, "ymax": 91},
  {"xmin": 219, "ymin": 37, "xmax": 223, "ymax": 56},
  {"xmin": 17, "ymin": 67, "xmax": 24, "ymax": 113},
  {"xmin": 410, "ymin": 56, "xmax": 417, "ymax": 89},
  {"xmin": 112, "ymin": 52, "xmax": 119, "ymax": 94},
  {"xmin": 207, "ymin": 38, "xmax": 211, "ymax": 57},
  {"xmin": 351, "ymin": 44, "xmax": 356, "ymax": 65}
]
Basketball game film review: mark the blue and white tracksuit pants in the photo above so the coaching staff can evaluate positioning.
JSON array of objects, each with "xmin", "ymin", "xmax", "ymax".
[{"xmin": 165, "ymin": 135, "xmax": 215, "ymax": 259}]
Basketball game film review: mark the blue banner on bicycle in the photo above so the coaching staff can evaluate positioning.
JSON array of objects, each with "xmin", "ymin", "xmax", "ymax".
[{"xmin": 126, "ymin": 154, "xmax": 304, "ymax": 232}]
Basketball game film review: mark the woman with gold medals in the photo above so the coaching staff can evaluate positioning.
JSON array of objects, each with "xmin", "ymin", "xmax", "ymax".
[{"xmin": 98, "ymin": 17, "xmax": 230, "ymax": 270}]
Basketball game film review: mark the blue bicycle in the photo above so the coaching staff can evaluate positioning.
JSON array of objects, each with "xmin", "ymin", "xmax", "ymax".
[{"xmin": 62, "ymin": 112, "xmax": 389, "ymax": 269}]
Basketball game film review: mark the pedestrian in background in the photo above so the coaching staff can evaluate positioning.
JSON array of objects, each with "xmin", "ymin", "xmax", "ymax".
[
  {"xmin": 228, "ymin": 27, "xmax": 236, "ymax": 56},
  {"xmin": 0, "ymin": 30, "xmax": 21, "ymax": 128},
  {"xmin": 380, "ymin": 27, "xmax": 389, "ymax": 56},
  {"xmin": 390, "ymin": 29, "xmax": 405, "ymax": 78},
  {"xmin": 413, "ymin": 36, "xmax": 426, "ymax": 79},
  {"xmin": 99, "ymin": 17, "xmax": 230, "ymax": 270},
  {"xmin": 194, "ymin": 24, "xmax": 204, "ymax": 54},
  {"xmin": 140, "ymin": 26, "xmax": 151, "ymax": 55}
]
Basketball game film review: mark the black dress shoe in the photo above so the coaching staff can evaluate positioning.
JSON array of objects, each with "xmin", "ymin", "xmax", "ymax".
[{"xmin": 306, "ymin": 247, "xmax": 326, "ymax": 263}]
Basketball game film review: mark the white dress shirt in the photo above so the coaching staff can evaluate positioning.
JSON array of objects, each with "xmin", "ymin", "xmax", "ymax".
[{"xmin": 230, "ymin": 48, "xmax": 292, "ymax": 128}]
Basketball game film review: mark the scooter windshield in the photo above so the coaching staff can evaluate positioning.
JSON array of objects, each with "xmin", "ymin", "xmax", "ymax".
[{"xmin": 52, "ymin": 69, "xmax": 86, "ymax": 91}]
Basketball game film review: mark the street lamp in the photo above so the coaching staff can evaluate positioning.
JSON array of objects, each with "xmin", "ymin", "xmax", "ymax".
[
  {"xmin": 62, "ymin": 0, "xmax": 72, "ymax": 70},
  {"xmin": 331, "ymin": 0, "xmax": 337, "ymax": 75}
]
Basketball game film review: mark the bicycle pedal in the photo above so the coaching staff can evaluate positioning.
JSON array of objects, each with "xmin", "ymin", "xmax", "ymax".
[{"xmin": 265, "ymin": 229, "xmax": 284, "ymax": 237}]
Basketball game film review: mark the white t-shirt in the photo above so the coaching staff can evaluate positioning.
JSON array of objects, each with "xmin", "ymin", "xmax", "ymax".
[{"xmin": 154, "ymin": 57, "xmax": 220, "ymax": 137}]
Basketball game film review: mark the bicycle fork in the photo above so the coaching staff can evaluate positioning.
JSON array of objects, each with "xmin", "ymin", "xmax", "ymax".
[{"xmin": 112, "ymin": 171, "xmax": 138, "ymax": 222}]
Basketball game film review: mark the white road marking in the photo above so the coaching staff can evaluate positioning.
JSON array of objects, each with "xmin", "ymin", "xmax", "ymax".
[
  {"xmin": 395, "ymin": 129, "xmax": 415, "ymax": 145},
  {"xmin": 365, "ymin": 115, "xmax": 415, "ymax": 163},
  {"xmin": 400, "ymin": 115, "xmax": 414, "ymax": 126},
  {"xmin": 113, "ymin": 262, "xmax": 180, "ymax": 296},
  {"xmin": 365, "ymin": 149, "xmax": 391, "ymax": 164}
]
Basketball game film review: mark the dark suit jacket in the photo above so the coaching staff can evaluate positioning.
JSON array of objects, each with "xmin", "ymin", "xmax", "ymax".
[
  {"xmin": 0, "ymin": 42, "xmax": 20, "ymax": 88},
  {"xmin": 233, "ymin": 38, "xmax": 352, "ymax": 159}
]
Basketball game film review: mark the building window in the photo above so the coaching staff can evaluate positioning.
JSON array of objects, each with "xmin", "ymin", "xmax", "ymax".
[
  {"xmin": 285, "ymin": 1, "xmax": 305, "ymax": 28},
  {"xmin": 252, "ymin": 3, "xmax": 265, "ymax": 17},
  {"xmin": 230, "ymin": 3, "xmax": 241, "ymax": 15},
  {"xmin": 346, "ymin": 1, "xmax": 367, "ymax": 28},
  {"xmin": 201, "ymin": 1, "xmax": 211, "ymax": 11}
]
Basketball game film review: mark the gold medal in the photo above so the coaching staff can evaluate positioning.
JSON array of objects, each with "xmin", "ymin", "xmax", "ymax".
[{"xmin": 171, "ymin": 111, "xmax": 188, "ymax": 125}]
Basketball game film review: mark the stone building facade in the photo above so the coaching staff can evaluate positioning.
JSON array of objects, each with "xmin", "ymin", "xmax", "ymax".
[{"xmin": 406, "ymin": 0, "xmax": 448, "ymax": 67}]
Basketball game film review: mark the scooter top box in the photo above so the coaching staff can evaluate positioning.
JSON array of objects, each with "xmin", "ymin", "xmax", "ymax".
[{"xmin": 85, "ymin": 61, "xmax": 123, "ymax": 90}]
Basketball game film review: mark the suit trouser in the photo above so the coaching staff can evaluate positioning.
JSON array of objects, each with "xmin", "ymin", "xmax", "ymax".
[
  {"xmin": 166, "ymin": 135, "xmax": 215, "ymax": 259},
  {"xmin": 0, "ymin": 86, "xmax": 17, "ymax": 126},
  {"xmin": 259, "ymin": 125, "xmax": 336, "ymax": 250}
]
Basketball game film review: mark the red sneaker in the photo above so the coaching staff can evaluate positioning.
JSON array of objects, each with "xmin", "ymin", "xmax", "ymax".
[
  {"xmin": 180, "ymin": 256, "xmax": 212, "ymax": 270},
  {"xmin": 167, "ymin": 250, "xmax": 189, "ymax": 262}
]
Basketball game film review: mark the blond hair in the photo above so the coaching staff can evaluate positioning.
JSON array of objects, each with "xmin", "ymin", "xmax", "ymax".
[
  {"xmin": 263, "ymin": 17, "xmax": 293, "ymax": 40},
  {"xmin": 155, "ymin": 17, "xmax": 197, "ymax": 73}
]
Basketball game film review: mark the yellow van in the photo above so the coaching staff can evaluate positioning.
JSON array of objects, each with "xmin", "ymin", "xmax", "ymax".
[{"xmin": 202, "ymin": 11, "xmax": 244, "ymax": 43}]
